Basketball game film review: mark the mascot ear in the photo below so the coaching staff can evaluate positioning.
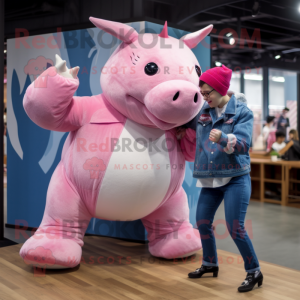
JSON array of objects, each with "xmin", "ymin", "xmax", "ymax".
[
  {"xmin": 89, "ymin": 17, "xmax": 139, "ymax": 44},
  {"xmin": 180, "ymin": 24, "xmax": 213, "ymax": 49}
]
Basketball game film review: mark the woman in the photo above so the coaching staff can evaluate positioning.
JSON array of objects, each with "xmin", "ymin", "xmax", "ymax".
[
  {"xmin": 263, "ymin": 115, "xmax": 275, "ymax": 150},
  {"xmin": 177, "ymin": 65, "xmax": 262, "ymax": 293},
  {"xmin": 288, "ymin": 129, "xmax": 299, "ymax": 141},
  {"xmin": 278, "ymin": 129, "xmax": 300, "ymax": 161}
]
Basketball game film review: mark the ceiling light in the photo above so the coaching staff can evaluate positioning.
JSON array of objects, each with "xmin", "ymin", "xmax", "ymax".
[
  {"xmin": 244, "ymin": 74, "xmax": 263, "ymax": 81},
  {"xmin": 215, "ymin": 61, "xmax": 222, "ymax": 67},
  {"xmin": 272, "ymin": 76, "xmax": 285, "ymax": 82},
  {"xmin": 275, "ymin": 55, "xmax": 281, "ymax": 59},
  {"xmin": 4, "ymin": 50, "xmax": 6, "ymax": 53},
  {"xmin": 229, "ymin": 38, "xmax": 235, "ymax": 45},
  {"xmin": 232, "ymin": 73, "xmax": 241, "ymax": 79},
  {"xmin": 226, "ymin": 32, "xmax": 233, "ymax": 37}
]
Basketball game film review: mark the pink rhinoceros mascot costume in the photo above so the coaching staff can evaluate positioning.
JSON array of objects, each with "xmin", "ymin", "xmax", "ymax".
[{"xmin": 19, "ymin": 17, "xmax": 213, "ymax": 269}]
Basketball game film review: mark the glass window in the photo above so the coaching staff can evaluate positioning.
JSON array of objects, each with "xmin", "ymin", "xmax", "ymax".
[
  {"xmin": 268, "ymin": 69, "xmax": 297, "ymax": 138},
  {"xmin": 244, "ymin": 68, "xmax": 263, "ymax": 150},
  {"xmin": 229, "ymin": 71, "xmax": 241, "ymax": 93}
]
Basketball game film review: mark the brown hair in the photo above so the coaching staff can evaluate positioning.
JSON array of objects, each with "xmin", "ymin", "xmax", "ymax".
[
  {"xmin": 289, "ymin": 129, "xmax": 299, "ymax": 141},
  {"xmin": 199, "ymin": 80, "xmax": 206, "ymax": 87}
]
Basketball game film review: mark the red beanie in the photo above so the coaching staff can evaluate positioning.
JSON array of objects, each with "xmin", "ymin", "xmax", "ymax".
[{"xmin": 200, "ymin": 65, "xmax": 232, "ymax": 96}]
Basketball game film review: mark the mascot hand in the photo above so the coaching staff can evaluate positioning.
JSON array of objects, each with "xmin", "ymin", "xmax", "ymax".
[{"xmin": 55, "ymin": 54, "xmax": 80, "ymax": 79}]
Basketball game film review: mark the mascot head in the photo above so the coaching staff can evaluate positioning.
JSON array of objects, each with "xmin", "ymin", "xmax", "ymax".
[{"xmin": 90, "ymin": 17, "xmax": 213, "ymax": 130}]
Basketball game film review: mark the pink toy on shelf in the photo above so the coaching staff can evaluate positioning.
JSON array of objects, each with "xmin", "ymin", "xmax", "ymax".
[{"xmin": 20, "ymin": 17, "xmax": 213, "ymax": 269}]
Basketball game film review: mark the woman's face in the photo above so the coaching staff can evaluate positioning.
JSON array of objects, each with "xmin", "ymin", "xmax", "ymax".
[
  {"xmin": 289, "ymin": 133, "xmax": 294, "ymax": 140},
  {"xmin": 200, "ymin": 83, "xmax": 222, "ymax": 108}
]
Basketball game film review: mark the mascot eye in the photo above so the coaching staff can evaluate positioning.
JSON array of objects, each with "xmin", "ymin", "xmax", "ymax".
[
  {"xmin": 145, "ymin": 63, "xmax": 158, "ymax": 76},
  {"xmin": 195, "ymin": 65, "xmax": 202, "ymax": 77}
]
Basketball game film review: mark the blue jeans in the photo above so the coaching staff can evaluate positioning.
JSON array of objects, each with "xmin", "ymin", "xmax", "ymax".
[{"xmin": 196, "ymin": 173, "xmax": 261, "ymax": 273}]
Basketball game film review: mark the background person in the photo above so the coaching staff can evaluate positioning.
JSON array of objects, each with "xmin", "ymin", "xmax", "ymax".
[
  {"xmin": 271, "ymin": 131, "xmax": 286, "ymax": 153},
  {"xmin": 263, "ymin": 116, "xmax": 275, "ymax": 150},
  {"xmin": 277, "ymin": 107, "xmax": 290, "ymax": 137},
  {"xmin": 278, "ymin": 129, "xmax": 300, "ymax": 161}
]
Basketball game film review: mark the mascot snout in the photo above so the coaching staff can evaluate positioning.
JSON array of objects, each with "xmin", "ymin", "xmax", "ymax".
[{"xmin": 143, "ymin": 80, "xmax": 202, "ymax": 128}]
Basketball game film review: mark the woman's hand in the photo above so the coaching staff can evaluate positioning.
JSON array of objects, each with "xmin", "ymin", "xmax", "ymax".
[
  {"xmin": 209, "ymin": 129, "xmax": 222, "ymax": 142},
  {"xmin": 278, "ymin": 140, "xmax": 294, "ymax": 156},
  {"xmin": 176, "ymin": 127, "xmax": 187, "ymax": 140}
]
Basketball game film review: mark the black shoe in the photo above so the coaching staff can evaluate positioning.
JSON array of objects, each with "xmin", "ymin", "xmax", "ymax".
[
  {"xmin": 188, "ymin": 264, "xmax": 219, "ymax": 278},
  {"xmin": 238, "ymin": 270, "xmax": 263, "ymax": 292}
]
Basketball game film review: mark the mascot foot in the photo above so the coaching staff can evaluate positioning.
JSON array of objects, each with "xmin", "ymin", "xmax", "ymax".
[
  {"xmin": 19, "ymin": 235, "xmax": 82, "ymax": 269},
  {"xmin": 148, "ymin": 227, "xmax": 202, "ymax": 259}
]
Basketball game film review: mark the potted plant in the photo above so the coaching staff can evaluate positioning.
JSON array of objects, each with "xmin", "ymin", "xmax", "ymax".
[{"xmin": 269, "ymin": 150, "xmax": 281, "ymax": 161}]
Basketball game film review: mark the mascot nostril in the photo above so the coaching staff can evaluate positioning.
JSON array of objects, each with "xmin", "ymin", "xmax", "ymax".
[
  {"xmin": 173, "ymin": 91, "xmax": 180, "ymax": 101},
  {"xmin": 194, "ymin": 93, "xmax": 198, "ymax": 103}
]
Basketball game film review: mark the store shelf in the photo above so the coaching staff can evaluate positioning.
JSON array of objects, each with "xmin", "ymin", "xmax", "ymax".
[
  {"xmin": 264, "ymin": 179, "xmax": 282, "ymax": 183},
  {"xmin": 251, "ymin": 180, "xmax": 261, "ymax": 201},
  {"xmin": 249, "ymin": 157, "xmax": 300, "ymax": 206},
  {"xmin": 289, "ymin": 179, "xmax": 300, "ymax": 183}
]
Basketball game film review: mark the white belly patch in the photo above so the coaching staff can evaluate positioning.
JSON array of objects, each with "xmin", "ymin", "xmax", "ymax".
[{"xmin": 95, "ymin": 119, "xmax": 172, "ymax": 221}]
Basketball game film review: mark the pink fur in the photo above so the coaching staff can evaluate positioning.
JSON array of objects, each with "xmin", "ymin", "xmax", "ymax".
[{"xmin": 20, "ymin": 17, "xmax": 213, "ymax": 268}]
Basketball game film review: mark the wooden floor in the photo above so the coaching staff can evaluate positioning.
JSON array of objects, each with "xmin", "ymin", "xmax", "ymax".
[{"xmin": 0, "ymin": 236, "xmax": 299, "ymax": 300}]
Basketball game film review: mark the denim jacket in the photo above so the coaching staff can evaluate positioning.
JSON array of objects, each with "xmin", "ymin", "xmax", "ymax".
[{"xmin": 183, "ymin": 93, "xmax": 253, "ymax": 178}]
